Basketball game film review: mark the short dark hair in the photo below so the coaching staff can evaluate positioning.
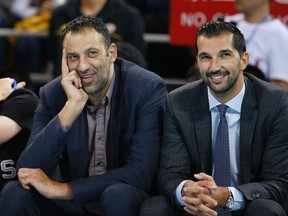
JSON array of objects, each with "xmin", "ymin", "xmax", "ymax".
[
  {"xmin": 196, "ymin": 21, "xmax": 246, "ymax": 56},
  {"xmin": 60, "ymin": 15, "xmax": 111, "ymax": 50}
]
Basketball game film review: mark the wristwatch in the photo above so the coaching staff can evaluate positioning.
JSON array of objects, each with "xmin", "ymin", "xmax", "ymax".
[{"xmin": 225, "ymin": 187, "xmax": 234, "ymax": 210}]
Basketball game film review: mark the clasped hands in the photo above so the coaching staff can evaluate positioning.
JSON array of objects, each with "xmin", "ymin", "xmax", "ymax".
[{"xmin": 181, "ymin": 172, "xmax": 229, "ymax": 216}]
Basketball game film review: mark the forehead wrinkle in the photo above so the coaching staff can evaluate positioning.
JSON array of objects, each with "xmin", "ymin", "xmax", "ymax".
[{"xmin": 63, "ymin": 33, "xmax": 102, "ymax": 54}]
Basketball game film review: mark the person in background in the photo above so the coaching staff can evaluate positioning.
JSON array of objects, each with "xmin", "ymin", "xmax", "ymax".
[
  {"xmin": 0, "ymin": 0, "xmax": 17, "ymax": 69},
  {"xmin": 139, "ymin": 21, "xmax": 288, "ymax": 216},
  {"xmin": 10, "ymin": 0, "xmax": 53, "ymax": 73},
  {"xmin": 116, "ymin": 41, "xmax": 147, "ymax": 68},
  {"xmin": 0, "ymin": 76, "xmax": 38, "ymax": 192},
  {"xmin": 49, "ymin": 0, "xmax": 145, "ymax": 77},
  {"xmin": 0, "ymin": 15, "xmax": 167, "ymax": 216},
  {"xmin": 225, "ymin": 0, "xmax": 288, "ymax": 89}
]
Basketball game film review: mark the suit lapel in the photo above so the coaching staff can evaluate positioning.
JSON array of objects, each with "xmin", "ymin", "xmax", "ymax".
[
  {"xmin": 239, "ymin": 77, "xmax": 258, "ymax": 183},
  {"xmin": 193, "ymin": 85, "xmax": 213, "ymax": 174},
  {"xmin": 106, "ymin": 65, "xmax": 123, "ymax": 170}
]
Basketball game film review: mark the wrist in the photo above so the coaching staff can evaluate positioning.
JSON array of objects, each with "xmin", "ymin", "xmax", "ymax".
[
  {"xmin": 0, "ymin": 92, "xmax": 9, "ymax": 101},
  {"xmin": 225, "ymin": 187, "xmax": 234, "ymax": 211},
  {"xmin": 59, "ymin": 101, "xmax": 84, "ymax": 127}
]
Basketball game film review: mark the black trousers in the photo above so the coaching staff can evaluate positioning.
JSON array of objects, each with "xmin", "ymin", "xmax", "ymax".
[
  {"xmin": 139, "ymin": 195, "xmax": 287, "ymax": 216},
  {"xmin": 0, "ymin": 181, "xmax": 150, "ymax": 216}
]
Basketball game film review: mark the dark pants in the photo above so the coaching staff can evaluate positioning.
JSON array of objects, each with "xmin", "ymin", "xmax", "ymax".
[
  {"xmin": 0, "ymin": 181, "xmax": 150, "ymax": 216},
  {"xmin": 139, "ymin": 195, "xmax": 287, "ymax": 216}
]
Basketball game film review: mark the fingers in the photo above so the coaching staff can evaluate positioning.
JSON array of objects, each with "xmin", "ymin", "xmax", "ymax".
[
  {"xmin": 4, "ymin": 78, "xmax": 14, "ymax": 87},
  {"xmin": 61, "ymin": 49, "xmax": 82, "ymax": 89},
  {"xmin": 183, "ymin": 187, "xmax": 218, "ymax": 211},
  {"xmin": 181, "ymin": 175, "xmax": 218, "ymax": 216},
  {"xmin": 61, "ymin": 48, "xmax": 69, "ymax": 78},
  {"xmin": 183, "ymin": 184, "xmax": 209, "ymax": 196},
  {"xmin": 194, "ymin": 172, "xmax": 214, "ymax": 182},
  {"xmin": 16, "ymin": 81, "xmax": 26, "ymax": 89},
  {"xmin": 61, "ymin": 70, "xmax": 82, "ymax": 90},
  {"xmin": 184, "ymin": 203, "xmax": 217, "ymax": 216},
  {"xmin": 194, "ymin": 173, "xmax": 217, "ymax": 190},
  {"xmin": 18, "ymin": 168, "xmax": 32, "ymax": 190},
  {"xmin": 183, "ymin": 196, "xmax": 217, "ymax": 216}
]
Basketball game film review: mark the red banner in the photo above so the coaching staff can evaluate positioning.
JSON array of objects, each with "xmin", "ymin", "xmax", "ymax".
[{"xmin": 170, "ymin": 0, "xmax": 288, "ymax": 45}]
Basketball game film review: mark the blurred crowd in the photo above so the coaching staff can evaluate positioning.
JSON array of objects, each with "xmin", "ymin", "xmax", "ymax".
[
  {"xmin": 0, "ymin": 0, "xmax": 194, "ymax": 93},
  {"xmin": 0, "ymin": 0, "xmax": 288, "ymax": 93}
]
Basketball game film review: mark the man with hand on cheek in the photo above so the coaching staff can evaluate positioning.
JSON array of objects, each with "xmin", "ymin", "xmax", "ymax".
[{"xmin": 0, "ymin": 15, "xmax": 167, "ymax": 216}]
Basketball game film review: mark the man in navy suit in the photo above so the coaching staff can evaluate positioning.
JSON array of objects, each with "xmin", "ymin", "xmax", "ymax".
[
  {"xmin": 139, "ymin": 21, "xmax": 288, "ymax": 216},
  {"xmin": 0, "ymin": 16, "xmax": 167, "ymax": 216}
]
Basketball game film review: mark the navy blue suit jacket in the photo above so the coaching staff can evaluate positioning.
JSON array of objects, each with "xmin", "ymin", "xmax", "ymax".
[{"xmin": 18, "ymin": 58, "xmax": 167, "ymax": 203}]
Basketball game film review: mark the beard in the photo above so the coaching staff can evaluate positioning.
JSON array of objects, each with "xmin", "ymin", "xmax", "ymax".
[
  {"xmin": 204, "ymin": 70, "xmax": 239, "ymax": 94},
  {"xmin": 81, "ymin": 62, "xmax": 111, "ymax": 96}
]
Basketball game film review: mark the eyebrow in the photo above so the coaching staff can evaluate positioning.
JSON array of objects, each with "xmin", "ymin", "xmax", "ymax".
[
  {"xmin": 198, "ymin": 51, "xmax": 209, "ymax": 57},
  {"xmin": 219, "ymin": 49, "xmax": 232, "ymax": 54}
]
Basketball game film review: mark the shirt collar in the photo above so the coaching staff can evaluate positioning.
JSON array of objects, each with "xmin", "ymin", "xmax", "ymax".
[{"xmin": 208, "ymin": 82, "xmax": 245, "ymax": 113}]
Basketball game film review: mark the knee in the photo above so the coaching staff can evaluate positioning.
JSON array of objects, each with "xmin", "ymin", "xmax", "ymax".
[
  {"xmin": 1, "ymin": 181, "xmax": 23, "ymax": 199},
  {"xmin": 0, "ymin": 181, "xmax": 30, "ymax": 207},
  {"xmin": 101, "ymin": 184, "xmax": 146, "ymax": 203},
  {"xmin": 139, "ymin": 195, "xmax": 174, "ymax": 216},
  {"xmin": 245, "ymin": 199, "xmax": 286, "ymax": 216},
  {"xmin": 100, "ymin": 184, "xmax": 149, "ymax": 215}
]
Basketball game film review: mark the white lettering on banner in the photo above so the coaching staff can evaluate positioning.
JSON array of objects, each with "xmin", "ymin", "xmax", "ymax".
[
  {"xmin": 275, "ymin": 15, "xmax": 288, "ymax": 27},
  {"xmin": 180, "ymin": 12, "xmax": 206, "ymax": 28},
  {"xmin": 1, "ymin": 159, "xmax": 16, "ymax": 179},
  {"xmin": 183, "ymin": 0, "xmax": 234, "ymax": 2},
  {"xmin": 275, "ymin": 0, "xmax": 288, "ymax": 4}
]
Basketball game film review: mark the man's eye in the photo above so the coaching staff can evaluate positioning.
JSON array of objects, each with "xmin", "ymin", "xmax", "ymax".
[
  {"xmin": 69, "ymin": 56, "xmax": 77, "ymax": 61},
  {"xmin": 88, "ymin": 51, "xmax": 97, "ymax": 57},
  {"xmin": 200, "ymin": 56, "xmax": 209, "ymax": 61},
  {"xmin": 222, "ymin": 53, "xmax": 231, "ymax": 58}
]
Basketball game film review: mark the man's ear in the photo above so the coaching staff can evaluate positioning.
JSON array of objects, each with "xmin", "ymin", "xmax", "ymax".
[
  {"xmin": 241, "ymin": 52, "xmax": 249, "ymax": 71},
  {"xmin": 109, "ymin": 43, "xmax": 117, "ymax": 63}
]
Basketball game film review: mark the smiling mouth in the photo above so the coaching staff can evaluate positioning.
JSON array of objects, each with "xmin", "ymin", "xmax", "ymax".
[
  {"xmin": 206, "ymin": 71, "xmax": 229, "ymax": 78},
  {"xmin": 81, "ymin": 74, "xmax": 94, "ymax": 84}
]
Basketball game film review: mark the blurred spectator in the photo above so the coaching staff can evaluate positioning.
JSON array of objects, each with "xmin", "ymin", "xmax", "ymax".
[
  {"xmin": 0, "ymin": 76, "xmax": 38, "ymax": 192},
  {"xmin": 123, "ymin": 0, "xmax": 193, "ymax": 80},
  {"xmin": 244, "ymin": 64, "xmax": 267, "ymax": 81},
  {"xmin": 10, "ymin": 0, "xmax": 53, "ymax": 74},
  {"xmin": 49, "ymin": 0, "xmax": 145, "ymax": 77},
  {"xmin": 116, "ymin": 41, "xmax": 147, "ymax": 68},
  {"xmin": 123, "ymin": 0, "xmax": 169, "ymax": 33},
  {"xmin": 225, "ymin": 0, "xmax": 288, "ymax": 89},
  {"xmin": 186, "ymin": 62, "xmax": 201, "ymax": 82},
  {"xmin": 0, "ymin": 0, "xmax": 17, "ymax": 69},
  {"xmin": 11, "ymin": 0, "xmax": 51, "ymax": 19}
]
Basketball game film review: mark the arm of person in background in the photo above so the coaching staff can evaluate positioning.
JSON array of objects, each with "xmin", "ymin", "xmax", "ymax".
[
  {"xmin": 11, "ymin": 0, "xmax": 39, "ymax": 19},
  {"xmin": 0, "ymin": 78, "xmax": 26, "ymax": 145},
  {"xmin": 11, "ymin": 0, "xmax": 51, "ymax": 19}
]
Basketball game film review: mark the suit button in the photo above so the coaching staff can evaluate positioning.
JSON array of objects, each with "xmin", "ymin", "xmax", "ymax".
[{"xmin": 252, "ymin": 193, "xmax": 261, "ymax": 199}]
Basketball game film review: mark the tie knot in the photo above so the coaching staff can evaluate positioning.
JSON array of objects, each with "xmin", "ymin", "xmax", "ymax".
[{"xmin": 217, "ymin": 104, "xmax": 228, "ymax": 117}]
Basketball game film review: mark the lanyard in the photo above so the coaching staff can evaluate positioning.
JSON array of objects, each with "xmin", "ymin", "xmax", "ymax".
[{"xmin": 245, "ymin": 13, "xmax": 270, "ymax": 47}]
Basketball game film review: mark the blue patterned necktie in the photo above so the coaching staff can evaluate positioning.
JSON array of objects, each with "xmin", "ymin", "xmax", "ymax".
[
  {"xmin": 214, "ymin": 104, "xmax": 231, "ymax": 186},
  {"xmin": 214, "ymin": 104, "xmax": 232, "ymax": 216}
]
